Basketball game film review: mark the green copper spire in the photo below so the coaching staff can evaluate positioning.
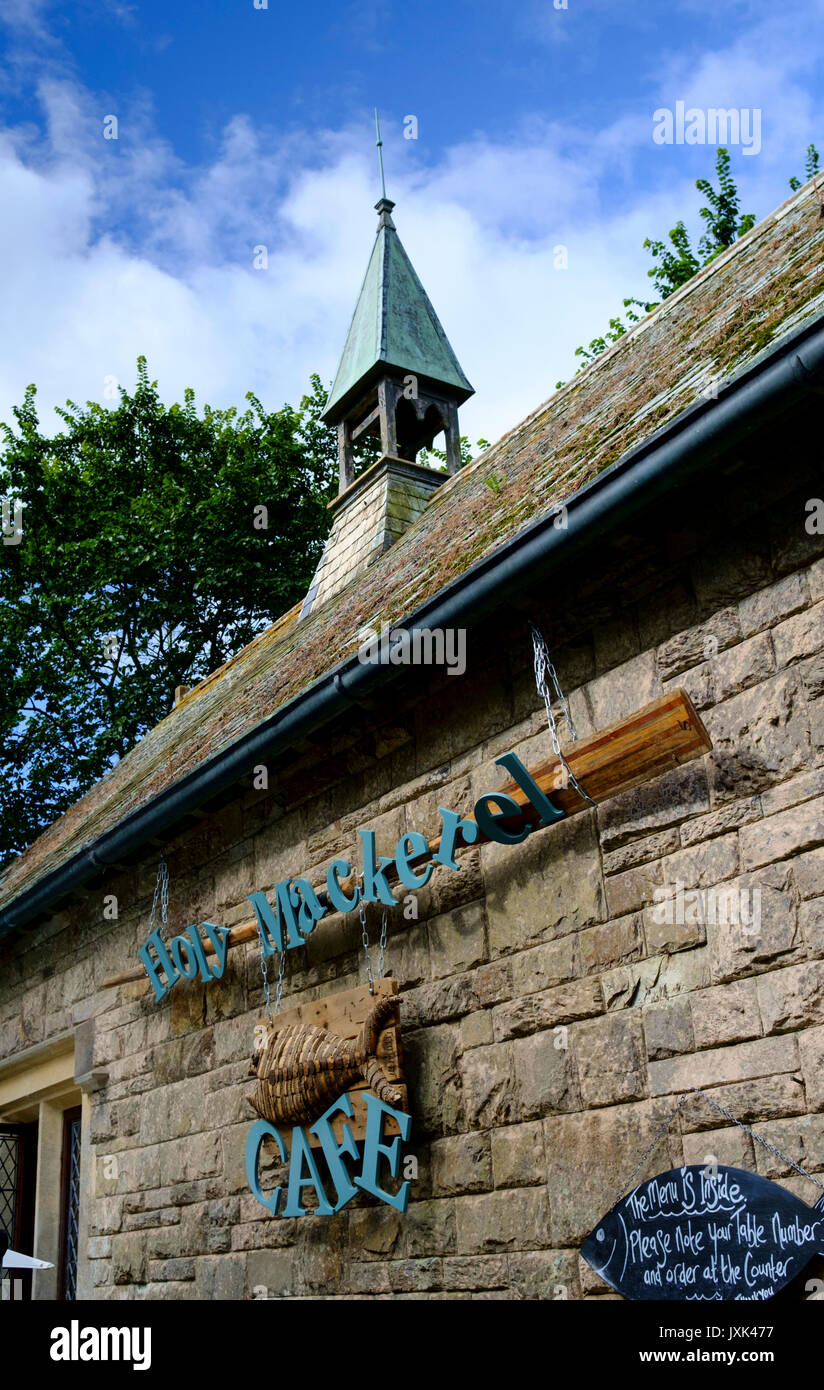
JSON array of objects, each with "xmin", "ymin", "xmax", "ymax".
[{"xmin": 321, "ymin": 192, "xmax": 474, "ymax": 425}]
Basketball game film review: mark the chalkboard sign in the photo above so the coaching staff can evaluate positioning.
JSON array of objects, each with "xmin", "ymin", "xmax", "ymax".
[{"xmin": 581, "ymin": 1165, "xmax": 824, "ymax": 1301}]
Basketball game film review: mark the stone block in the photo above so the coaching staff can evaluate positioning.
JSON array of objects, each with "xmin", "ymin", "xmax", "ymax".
[
  {"xmin": 793, "ymin": 846, "xmax": 824, "ymax": 900},
  {"xmin": 602, "ymin": 828, "xmax": 681, "ymax": 874},
  {"xmin": 492, "ymin": 978, "xmax": 603, "ymax": 1040},
  {"xmin": 602, "ymin": 945, "xmax": 711, "ymax": 1012},
  {"xmin": 579, "ymin": 915, "xmax": 644, "ymax": 974},
  {"xmin": 586, "ymin": 651, "xmax": 660, "ymax": 726},
  {"xmin": 428, "ymin": 901, "xmax": 488, "ymax": 979},
  {"xmin": 658, "ymin": 608, "xmax": 741, "ymax": 680},
  {"xmin": 800, "ymin": 899, "xmax": 824, "ymax": 956},
  {"xmin": 510, "ymin": 937, "xmax": 577, "ymax": 997},
  {"xmin": 461, "ymin": 1042, "xmax": 517, "ymax": 1127},
  {"xmin": 431, "ymin": 1131, "xmax": 492, "ymax": 1196},
  {"xmin": 643, "ymin": 996, "xmax": 694, "ymax": 1060},
  {"xmin": 597, "ymin": 762, "xmax": 709, "ymax": 850},
  {"xmin": 707, "ymin": 866, "xmax": 801, "ymax": 982},
  {"xmin": 704, "ymin": 672, "xmax": 810, "ymax": 803},
  {"xmin": 648, "ymin": 1035, "xmax": 799, "ymax": 1096},
  {"xmin": 682, "ymin": 1125, "xmax": 754, "ymax": 1170},
  {"xmin": 474, "ymin": 959, "xmax": 512, "ymax": 1007},
  {"xmin": 761, "ymin": 769, "xmax": 824, "ymax": 817},
  {"xmin": 405, "ymin": 1199, "xmax": 456, "ymax": 1257},
  {"xmin": 751, "ymin": 1115, "xmax": 824, "ymax": 1180},
  {"xmin": 147, "ymin": 1257, "xmax": 195, "ymax": 1282},
  {"xmin": 348, "ymin": 1206, "xmax": 405, "ymax": 1260},
  {"xmin": 773, "ymin": 602, "xmax": 824, "ymax": 668},
  {"xmin": 460, "ymin": 1010, "xmax": 494, "ymax": 1050},
  {"xmin": 740, "ymin": 800, "xmax": 824, "ymax": 871},
  {"xmin": 442, "ymin": 1255, "xmax": 508, "ymax": 1291},
  {"xmin": 573, "ymin": 1013, "xmax": 646, "ymax": 1108},
  {"xmin": 757, "ymin": 960, "xmax": 824, "ymax": 1033},
  {"xmin": 691, "ymin": 535, "xmax": 771, "ymax": 612},
  {"xmin": 513, "ymin": 1029, "xmax": 580, "ymax": 1117},
  {"xmin": 402, "ymin": 1024, "xmax": 463, "ymax": 1137},
  {"xmin": 388, "ymin": 1258, "xmax": 443, "ymax": 1292},
  {"xmin": 662, "ymin": 661, "xmax": 715, "ymax": 712},
  {"xmin": 800, "ymin": 651, "xmax": 824, "ymax": 703},
  {"xmin": 491, "ymin": 1121, "xmax": 544, "ymax": 1188},
  {"xmin": 508, "ymin": 1250, "xmax": 580, "ymax": 1300},
  {"xmin": 690, "ymin": 979, "xmax": 762, "ymax": 1049},
  {"xmin": 678, "ymin": 1075, "xmax": 806, "ymax": 1132},
  {"xmin": 739, "ymin": 572, "xmax": 809, "ymax": 637},
  {"xmin": 605, "ymin": 864, "xmax": 662, "ymax": 918},
  {"xmin": 679, "ymin": 798, "xmax": 761, "ymax": 848},
  {"xmin": 713, "ymin": 632, "xmax": 775, "ymax": 702},
  {"xmin": 111, "ymin": 1233, "xmax": 147, "ymax": 1286},
  {"xmin": 664, "ymin": 833, "xmax": 741, "ymax": 891},
  {"xmin": 642, "ymin": 899, "xmax": 706, "ymax": 957},
  {"xmin": 348, "ymin": 1262, "xmax": 391, "ymax": 1294},
  {"xmin": 455, "ymin": 1188, "xmax": 551, "ymax": 1254}
]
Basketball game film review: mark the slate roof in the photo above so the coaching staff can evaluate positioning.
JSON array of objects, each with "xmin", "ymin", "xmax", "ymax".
[
  {"xmin": 2, "ymin": 176, "xmax": 824, "ymax": 917},
  {"xmin": 322, "ymin": 200, "xmax": 474, "ymax": 422}
]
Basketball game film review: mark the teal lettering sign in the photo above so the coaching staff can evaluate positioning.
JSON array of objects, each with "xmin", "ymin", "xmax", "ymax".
[
  {"xmin": 245, "ymin": 749, "xmax": 563, "ymax": 957},
  {"xmin": 245, "ymin": 1091, "xmax": 413, "ymax": 1218},
  {"xmin": 137, "ymin": 750, "xmax": 564, "ymax": 997},
  {"xmin": 137, "ymin": 921, "xmax": 231, "ymax": 1003}
]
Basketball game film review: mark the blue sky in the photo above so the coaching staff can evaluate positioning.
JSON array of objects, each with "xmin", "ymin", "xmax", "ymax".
[{"xmin": 1, "ymin": 0, "xmax": 823, "ymax": 444}]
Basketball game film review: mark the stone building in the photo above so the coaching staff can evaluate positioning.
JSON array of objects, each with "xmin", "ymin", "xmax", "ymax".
[{"xmin": 1, "ymin": 177, "xmax": 824, "ymax": 1302}]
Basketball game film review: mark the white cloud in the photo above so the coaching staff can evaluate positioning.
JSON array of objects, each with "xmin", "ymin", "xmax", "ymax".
[{"xmin": 0, "ymin": 6, "xmax": 822, "ymax": 450}]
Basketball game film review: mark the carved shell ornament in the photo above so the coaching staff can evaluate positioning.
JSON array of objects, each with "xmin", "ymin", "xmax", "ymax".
[{"xmin": 247, "ymin": 993, "xmax": 402, "ymax": 1127}]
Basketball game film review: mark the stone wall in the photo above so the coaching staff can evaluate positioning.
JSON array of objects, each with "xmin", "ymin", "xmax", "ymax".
[{"xmin": 1, "ymin": 450, "xmax": 823, "ymax": 1301}]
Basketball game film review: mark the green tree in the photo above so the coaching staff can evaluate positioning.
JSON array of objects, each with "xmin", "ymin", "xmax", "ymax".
[
  {"xmin": 557, "ymin": 145, "xmax": 763, "ymax": 386},
  {"xmin": 643, "ymin": 147, "xmax": 756, "ymax": 300},
  {"xmin": 0, "ymin": 360, "xmax": 338, "ymax": 863},
  {"xmin": 789, "ymin": 143, "xmax": 821, "ymax": 190}
]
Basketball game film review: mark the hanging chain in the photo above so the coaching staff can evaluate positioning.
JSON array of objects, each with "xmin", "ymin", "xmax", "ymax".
[
  {"xmin": 698, "ymin": 1089, "xmax": 824, "ymax": 1193},
  {"xmin": 359, "ymin": 890, "xmax": 374, "ymax": 994},
  {"xmin": 359, "ymin": 884, "xmax": 390, "ymax": 993},
  {"xmin": 378, "ymin": 907, "xmax": 388, "ymax": 980},
  {"xmin": 530, "ymin": 622, "xmax": 596, "ymax": 808},
  {"xmin": 259, "ymin": 950, "xmax": 273, "ymax": 1024},
  {"xmin": 613, "ymin": 1086, "xmax": 824, "ymax": 1209},
  {"xmin": 274, "ymin": 948, "xmax": 285, "ymax": 1016},
  {"xmin": 149, "ymin": 854, "xmax": 169, "ymax": 935},
  {"xmin": 258, "ymin": 943, "xmax": 285, "ymax": 1025}
]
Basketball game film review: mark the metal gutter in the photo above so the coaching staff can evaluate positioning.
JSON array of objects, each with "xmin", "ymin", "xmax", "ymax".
[{"xmin": 3, "ymin": 314, "xmax": 824, "ymax": 936}]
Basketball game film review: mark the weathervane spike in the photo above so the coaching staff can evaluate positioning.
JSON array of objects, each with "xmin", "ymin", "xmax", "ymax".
[{"xmin": 374, "ymin": 107, "xmax": 387, "ymax": 201}]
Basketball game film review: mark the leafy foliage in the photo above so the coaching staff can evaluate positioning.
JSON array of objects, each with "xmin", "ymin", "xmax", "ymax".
[
  {"xmin": 789, "ymin": 143, "xmax": 821, "ymax": 191},
  {"xmin": 418, "ymin": 435, "xmax": 490, "ymax": 470},
  {"xmin": 0, "ymin": 360, "xmax": 338, "ymax": 863},
  {"xmin": 557, "ymin": 146, "xmax": 773, "ymax": 387}
]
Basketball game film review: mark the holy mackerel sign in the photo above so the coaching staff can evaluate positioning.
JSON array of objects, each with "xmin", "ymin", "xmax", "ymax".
[{"xmin": 122, "ymin": 688, "xmax": 712, "ymax": 1002}]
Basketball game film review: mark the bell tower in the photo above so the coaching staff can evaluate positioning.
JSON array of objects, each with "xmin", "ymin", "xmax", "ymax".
[
  {"xmin": 321, "ymin": 193, "xmax": 474, "ymax": 487},
  {"xmin": 300, "ymin": 119, "xmax": 474, "ymax": 621}
]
